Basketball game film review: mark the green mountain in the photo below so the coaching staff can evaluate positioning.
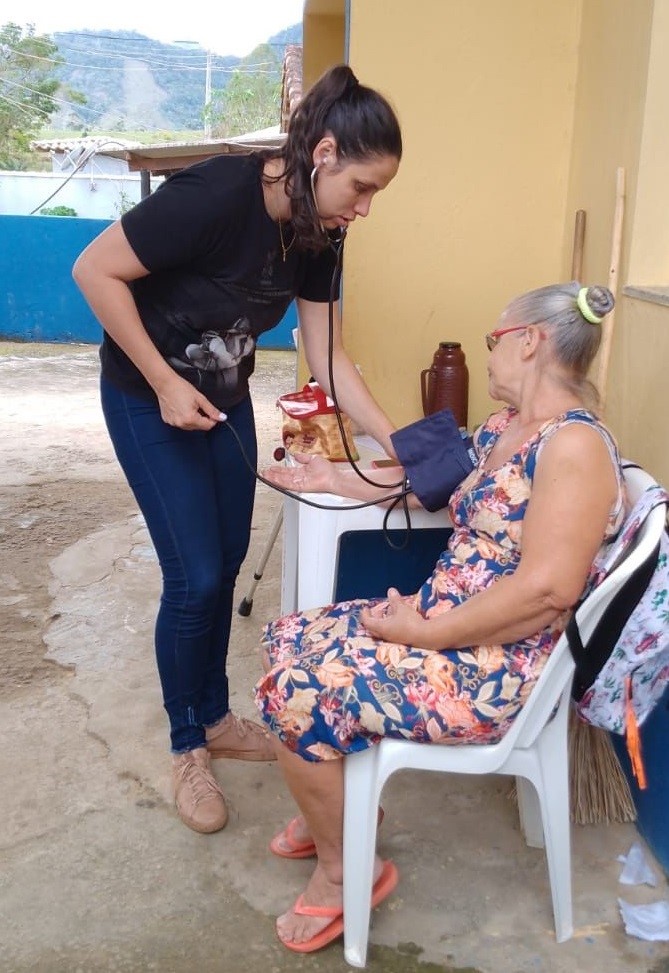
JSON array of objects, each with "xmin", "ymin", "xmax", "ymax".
[{"xmin": 50, "ymin": 24, "xmax": 301, "ymax": 133}]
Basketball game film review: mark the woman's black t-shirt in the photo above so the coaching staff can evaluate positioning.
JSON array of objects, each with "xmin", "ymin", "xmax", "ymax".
[{"xmin": 101, "ymin": 154, "xmax": 338, "ymax": 410}]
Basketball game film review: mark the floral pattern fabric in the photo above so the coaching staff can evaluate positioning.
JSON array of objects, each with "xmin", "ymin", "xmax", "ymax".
[
  {"xmin": 575, "ymin": 482, "xmax": 669, "ymax": 733},
  {"xmin": 254, "ymin": 408, "xmax": 624, "ymax": 762}
]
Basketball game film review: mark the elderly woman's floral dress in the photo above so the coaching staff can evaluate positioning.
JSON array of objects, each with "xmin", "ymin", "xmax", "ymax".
[{"xmin": 254, "ymin": 408, "xmax": 625, "ymax": 762}]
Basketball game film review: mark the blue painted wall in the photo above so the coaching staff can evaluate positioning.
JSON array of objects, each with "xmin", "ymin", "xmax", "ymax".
[
  {"xmin": 0, "ymin": 215, "xmax": 295, "ymax": 348},
  {"xmin": 1, "ymin": 215, "xmax": 109, "ymax": 343}
]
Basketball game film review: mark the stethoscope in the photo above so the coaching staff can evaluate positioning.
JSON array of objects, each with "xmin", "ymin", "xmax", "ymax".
[{"xmin": 220, "ymin": 207, "xmax": 416, "ymax": 547}]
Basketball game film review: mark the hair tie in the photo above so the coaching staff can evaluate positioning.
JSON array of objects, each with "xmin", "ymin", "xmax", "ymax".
[{"xmin": 577, "ymin": 287, "xmax": 603, "ymax": 324}]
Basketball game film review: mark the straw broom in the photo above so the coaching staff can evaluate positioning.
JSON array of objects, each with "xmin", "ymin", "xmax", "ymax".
[
  {"xmin": 567, "ymin": 169, "xmax": 636, "ymax": 826},
  {"xmin": 510, "ymin": 707, "xmax": 636, "ymax": 823},
  {"xmin": 568, "ymin": 709, "xmax": 636, "ymax": 824}
]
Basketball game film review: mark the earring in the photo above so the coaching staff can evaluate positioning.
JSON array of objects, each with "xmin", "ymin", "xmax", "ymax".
[{"xmin": 309, "ymin": 165, "xmax": 326, "ymax": 233}]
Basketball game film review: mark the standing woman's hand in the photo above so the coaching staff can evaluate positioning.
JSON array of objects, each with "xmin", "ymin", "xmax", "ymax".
[{"xmin": 155, "ymin": 373, "xmax": 222, "ymax": 430}]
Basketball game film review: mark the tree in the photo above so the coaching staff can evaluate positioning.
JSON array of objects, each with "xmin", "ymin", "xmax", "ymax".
[
  {"xmin": 0, "ymin": 23, "xmax": 64, "ymax": 170},
  {"xmin": 210, "ymin": 44, "xmax": 282, "ymax": 138}
]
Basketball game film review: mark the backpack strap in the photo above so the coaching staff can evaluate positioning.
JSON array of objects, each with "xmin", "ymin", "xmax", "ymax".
[
  {"xmin": 567, "ymin": 537, "xmax": 661, "ymax": 701},
  {"xmin": 567, "ymin": 476, "xmax": 669, "ymax": 700}
]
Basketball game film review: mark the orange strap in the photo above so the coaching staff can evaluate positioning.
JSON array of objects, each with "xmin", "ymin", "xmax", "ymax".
[{"xmin": 625, "ymin": 675, "xmax": 647, "ymax": 789}]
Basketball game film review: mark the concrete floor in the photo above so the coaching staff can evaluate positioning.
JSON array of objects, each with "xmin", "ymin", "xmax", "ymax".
[{"xmin": 1, "ymin": 345, "xmax": 668, "ymax": 973}]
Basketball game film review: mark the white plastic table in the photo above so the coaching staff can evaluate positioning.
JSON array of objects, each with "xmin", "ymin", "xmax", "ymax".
[{"xmin": 280, "ymin": 482, "xmax": 450, "ymax": 614}]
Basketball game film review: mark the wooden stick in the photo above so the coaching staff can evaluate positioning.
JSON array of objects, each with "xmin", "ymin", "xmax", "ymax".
[
  {"xmin": 597, "ymin": 167, "xmax": 626, "ymax": 410},
  {"xmin": 571, "ymin": 209, "xmax": 586, "ymax": 281}
]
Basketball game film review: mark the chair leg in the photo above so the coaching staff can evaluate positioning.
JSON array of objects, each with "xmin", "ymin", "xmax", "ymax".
[
  {"xmin": 535, "ymin": 722, "xmax": 573, "ymax": 942},
  {"xmin": 343, "ymin": 749, "xmax": 382, "ymax": 968},
  {"xmin": 516, "ymin": 775, "xmax": 544, "ymax": 848}
]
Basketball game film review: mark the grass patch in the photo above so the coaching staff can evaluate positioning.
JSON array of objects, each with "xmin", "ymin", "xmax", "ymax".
[{"xmin": 0, "ymin": 340, "xmax": 97, "ymax": 357}]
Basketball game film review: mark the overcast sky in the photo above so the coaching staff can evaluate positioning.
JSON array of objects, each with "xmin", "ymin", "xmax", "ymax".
[{"xmin": 4, "ymin": 0, "xmax": 305, "ymax": 57}]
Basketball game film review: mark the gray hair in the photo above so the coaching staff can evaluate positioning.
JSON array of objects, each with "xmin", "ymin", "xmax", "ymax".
[{"xmin": 505, "ymin": 281, "xmax": 614, "ymax": 378}]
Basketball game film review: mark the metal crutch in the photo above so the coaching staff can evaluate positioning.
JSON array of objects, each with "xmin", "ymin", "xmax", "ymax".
[{"xmin": 237, "ymin": 507, "xmax": 283, "ymax": 616}]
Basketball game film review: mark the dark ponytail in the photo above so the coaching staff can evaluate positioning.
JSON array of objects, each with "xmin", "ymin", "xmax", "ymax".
[{"xmin": 260, "ymin": 64, "xmax": 402, "ymax": 251}]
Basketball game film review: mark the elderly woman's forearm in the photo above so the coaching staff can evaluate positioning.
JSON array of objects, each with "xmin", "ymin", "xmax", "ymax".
[
  {"xmin": 420, "ymin": 579, "xmax": 568, "ymax": 650},
  {"xmin": 332, "ymin": 467, "xmax": 421, "ymax": 506}
]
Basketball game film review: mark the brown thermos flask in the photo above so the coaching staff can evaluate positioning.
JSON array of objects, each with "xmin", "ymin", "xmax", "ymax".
[{"xmin": 421, "ymin": 341, "xmax": 469, "ymax": 428}]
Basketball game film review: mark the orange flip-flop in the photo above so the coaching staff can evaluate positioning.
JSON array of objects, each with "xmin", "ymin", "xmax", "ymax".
[
  {"xmin": 270, "ymin": 807, "xmax": 385, "ymax": 861},
  {"xmin": 278, "ymin": 859, "xmax": 399, "ymax": 954},
  {"xmin": 269, "ymin": 816, "xmax": 317, "ymax": 860}
]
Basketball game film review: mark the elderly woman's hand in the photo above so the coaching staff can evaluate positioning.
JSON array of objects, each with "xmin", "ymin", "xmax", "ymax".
[
  {"xmin": 260, "ymin": 452, "xmax": 340, "ymax": 494},
  {"xmin": 360, "ymin": 588, "xmax": 433, "ymax": 648}
]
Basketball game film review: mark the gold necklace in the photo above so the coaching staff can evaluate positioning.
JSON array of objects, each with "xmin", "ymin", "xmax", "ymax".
[{"xmin": 278, "ymin": 220, "xmax": 295, "ymax": 262}]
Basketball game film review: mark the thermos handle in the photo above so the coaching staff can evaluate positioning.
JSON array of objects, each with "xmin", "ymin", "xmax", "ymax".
[{"xmin": 420, "ymin": 368, "xmax": 431, "ymax": 415}]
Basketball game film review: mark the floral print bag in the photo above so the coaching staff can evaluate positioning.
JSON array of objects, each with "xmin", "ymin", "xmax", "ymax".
[{"xmin": 566, "ymin": 471, "xmax": 669, "ymax": 787}]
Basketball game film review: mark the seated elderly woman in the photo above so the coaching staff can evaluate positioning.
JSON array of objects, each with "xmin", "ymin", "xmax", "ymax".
[{"xmin": 254, "ymin": 281, "xmax": 625, "ymax": 955}]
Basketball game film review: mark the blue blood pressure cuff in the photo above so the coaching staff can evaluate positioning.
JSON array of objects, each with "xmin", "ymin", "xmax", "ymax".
[{"xmin": 390, "ymin": 408, "xmax": 476, "ymax": 512}]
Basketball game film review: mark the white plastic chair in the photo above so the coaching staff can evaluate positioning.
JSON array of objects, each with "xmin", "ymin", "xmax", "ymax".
[{"xmin": 342, "ymin": 465, "xmax": 665, "ymax": 968}]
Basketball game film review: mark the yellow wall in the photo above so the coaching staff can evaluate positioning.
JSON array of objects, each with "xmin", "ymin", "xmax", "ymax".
[
  {"xmin": 342, "ymin": 0, "xmax": 581, "ymax": 430},
  {"xmin": 303, "ymin": 0, "xmax": 346, "ymax": 88},
  {"xmin": 301, "ymin": 0, "xmax": 669, "ymax": 484},
  {"xmin": 606, "ymin": 295, "xmax": 669, "ymax": 479},
  {"xmin": 627, "ymin": 0, "xmax": 669, "ymax": 285},
  {"xmin": 565, "ymin": 0, "xmax": 669, "ymax": 483},
  {"xmin": 563, "ymin": 0, "xmax": 652, "ymax": 286}
]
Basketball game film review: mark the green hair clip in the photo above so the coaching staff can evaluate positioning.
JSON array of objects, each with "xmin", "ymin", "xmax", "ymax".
[{"xmin": 577, "ymin": 287, "xmax": 603, "ymax": 324}]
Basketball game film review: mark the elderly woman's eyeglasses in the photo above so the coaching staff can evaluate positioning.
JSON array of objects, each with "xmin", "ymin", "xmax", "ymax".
[{"xmin": 485, "ymin": 326, "xmax": 527, "ymax": 352}]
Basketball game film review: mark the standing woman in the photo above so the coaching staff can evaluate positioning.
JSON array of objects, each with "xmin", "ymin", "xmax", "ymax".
[{"xmin": 73, "ymin": 64, "xmax": 402, "ymax": 834}]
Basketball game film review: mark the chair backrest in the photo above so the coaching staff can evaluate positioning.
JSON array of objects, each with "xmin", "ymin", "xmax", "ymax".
[
  {"xmin": 569, "ymin": 464, "xmax": 668, "ymax": 732},
  {"xmin": 490, "ymin": 464, "xmax": 663, "ymax": 755}
]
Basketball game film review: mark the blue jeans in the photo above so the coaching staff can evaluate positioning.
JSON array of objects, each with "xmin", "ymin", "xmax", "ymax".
[{"xmin": 101, "ymin": 378, "xmax": 257, "ymax": 752}]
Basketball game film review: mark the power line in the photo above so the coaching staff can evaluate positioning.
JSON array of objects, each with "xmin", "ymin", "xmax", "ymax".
[
  {"xmin": 1, "ymin": 78, "xmax": 112, "ymax": 120},
  {"xmin": 2, "ymin": 76, "xmax": 70, "ymax": 105},
  {"xmin": 57, "ymin": 46, "xmax": 279, "ymax": 69},
  {"xmin": 1, "ymin": 28, "xmax": 290, "ymax": 132},
  {"xmin": 0, "ymin": 90, "xmax": 41, "ymax": 118},
  {"xmin": 52, "ymin": 30, "xmax": 200, "ymax": 43},
  {"xmin": 13, "ymin": 42, "xmax": 280, "ymax": 73},
  {"xmin": 5, "ymin": 43, "xmax": 197, "ymax": 67},
  {"xmin": 48, "ymin": 29, "xmax": 299, "ymax": 52}
]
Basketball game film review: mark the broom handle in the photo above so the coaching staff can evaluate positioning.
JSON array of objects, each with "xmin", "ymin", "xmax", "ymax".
[
  {"xmin": 597, "ymin": 167, "xmax": 626, "ymax": 409},
  {"xmin": 571, "ymin": 209, "xmax": 586, "ymax": 281}
]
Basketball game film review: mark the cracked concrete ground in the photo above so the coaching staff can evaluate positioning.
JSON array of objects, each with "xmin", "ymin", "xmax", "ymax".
[{"xmin": 1, "ymin": 343, "xmax": 668, "ymax": 973}]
